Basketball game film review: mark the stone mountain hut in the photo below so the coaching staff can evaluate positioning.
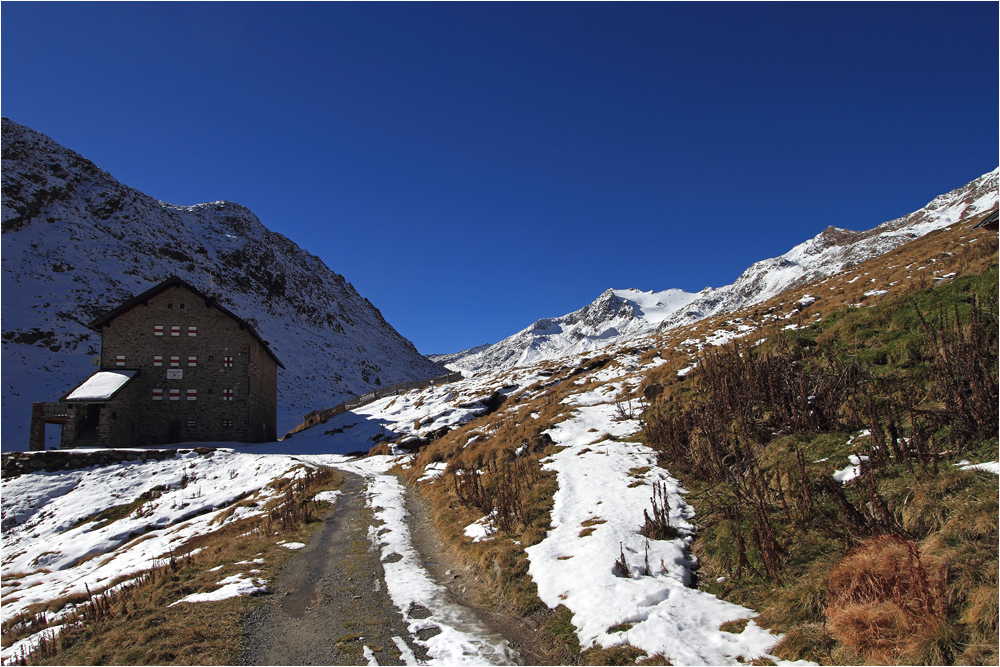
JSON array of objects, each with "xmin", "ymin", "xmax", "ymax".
[{"xmin": 30, "ymin": 276, "xmax": 283, "ymax": 449}]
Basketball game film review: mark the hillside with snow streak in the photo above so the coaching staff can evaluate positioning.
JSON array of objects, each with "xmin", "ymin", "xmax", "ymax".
[
  {"xmin": 1, "ymin": 119, "xmax": 442, "ymax": 447},
  {"xmin": 446, "ymin": 168, "xmax": 998, "ymax": 374}
]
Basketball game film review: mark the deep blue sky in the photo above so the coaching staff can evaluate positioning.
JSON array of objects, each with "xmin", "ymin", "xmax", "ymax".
[{"xmin": 3, "ymin": 3, "xmax": 997, "ymax": 355}]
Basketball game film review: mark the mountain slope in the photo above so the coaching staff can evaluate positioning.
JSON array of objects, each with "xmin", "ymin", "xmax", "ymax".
[
  {"xmin": 447, "ymin": 168, "xmax": 999, "ymax": 374},
  {"xmin": 1, "ymin": 118, "xmax": 442, "ymax": 447}
]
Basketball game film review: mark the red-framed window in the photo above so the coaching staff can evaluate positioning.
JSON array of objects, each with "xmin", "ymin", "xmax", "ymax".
[
  {"xmin": 223, "ymin": 356, "xmax": 234, "ymax": 368},
  {"xmin": 153, "ymin": 355, "xmax": 163, "ymax": 367},
  {"xmin": 168, "ymin": 389, "xmax": 180, "ymax": 401},
  {"xmin": 152, "ymin": 388, "xmax": 163, "ymax": 401},
  {"xmin": 222, "ymin": 388, "xmax": 234, "ymax": 401},
  {"xmin": 186, "ymin": 389, "xmax": 197, "ymax": 401},
  {"xmin": 188, "ymin": 326, "xmax": 198, "ymax": 337},
  {"xmin": 187, "ymin": 356, "xmax": 197, "ymax": 367},
  {"xmin": 170, "ymin": 325, "xmax": 180, "ymax": 337},
  {"xmin": 115, "ymin": 354, "xmax": 126, "ymax": 367},
  {"xmin": 185, "ymin": 420, "xmax": 196, "ymax": 428},
  {"xmin": 154, "ymin": 325, "xmax": 164, "ymax": 336},
  {"xmin": 170, "ymin": 356, "xmax": 180, "ymax": 367}
]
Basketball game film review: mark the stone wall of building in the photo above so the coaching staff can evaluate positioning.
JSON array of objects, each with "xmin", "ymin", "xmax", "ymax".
[
  {"xmin": 95, "ymin": 283, "xmax": 278, "ymax": 445},
  {"xmin": 247, "ymin": 335, "xmax": 278, "ymax": 442}
]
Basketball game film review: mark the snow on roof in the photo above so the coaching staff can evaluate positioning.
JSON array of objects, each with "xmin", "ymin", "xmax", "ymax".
[{"xmin": 64, "ymin": 370, "xmax": 138, "ymax": 401}]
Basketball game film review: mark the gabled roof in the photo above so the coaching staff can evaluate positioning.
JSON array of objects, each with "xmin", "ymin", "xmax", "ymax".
[
  {"xmin": 973, "ymin": 209, "xmax": 998, "ymax": 231},
  {"xmin": 89, "ymin": 276, "xmax": 284, "ymax": 369},
  {"xmin": 62, "ymin": 370, "xmax": 138, "ymax": 402}
]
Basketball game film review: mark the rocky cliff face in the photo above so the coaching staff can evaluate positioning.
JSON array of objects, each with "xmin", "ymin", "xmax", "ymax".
[
  {"xmin": 1, "ymin": 118, "xmax": 442, "ymax": 447},
  {"xmin": 446, "ymin": 167, "xmax": 999, "ymax": 375}
]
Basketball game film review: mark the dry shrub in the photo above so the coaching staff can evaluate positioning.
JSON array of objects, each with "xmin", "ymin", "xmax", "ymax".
[
  {"xmin": 826, "ymin": 535, "xmax": 947, "ymax": 664},
  {"xmin": 367, "ymin": 442, "xmax": 393, "ymax": 456}
]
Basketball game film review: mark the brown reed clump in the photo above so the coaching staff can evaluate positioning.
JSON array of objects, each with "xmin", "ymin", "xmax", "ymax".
[{"xmin": 825, "ymin": 535, "xmax": 947, "ymax": 664}]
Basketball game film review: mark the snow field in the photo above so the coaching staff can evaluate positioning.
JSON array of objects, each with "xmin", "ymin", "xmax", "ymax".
[
  {"xmin": 524, "ymin": 403, "xmax": 787, "ymax": 665},
  {"xmin": 1, "ymin": 449, "xmax": 315, "ymax": 624}
]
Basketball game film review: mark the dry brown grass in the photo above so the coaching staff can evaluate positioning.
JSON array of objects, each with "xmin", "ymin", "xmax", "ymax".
[
  {"xmin": 5, "ymin": 467, "xmax": 342, "ymax": 665},
  {"xmin": 825, "ymin": 536, "xmax": 947, "ymax": 664}
]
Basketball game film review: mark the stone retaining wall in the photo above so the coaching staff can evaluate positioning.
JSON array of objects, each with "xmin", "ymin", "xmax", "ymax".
[{"xmin": 1, "ymin": 447, "xmax": 217, "ymax": 479}]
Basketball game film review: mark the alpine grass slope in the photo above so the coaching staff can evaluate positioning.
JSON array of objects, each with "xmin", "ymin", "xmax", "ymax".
[
  {"xmin": 445, "ymin": 168, "xmax": 998, "ymax": 374},
  {"xmin": 1, "ymin": 118, "xmax": 442, "ymax": 447}
]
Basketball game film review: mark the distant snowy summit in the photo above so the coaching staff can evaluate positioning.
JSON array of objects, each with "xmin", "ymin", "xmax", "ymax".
[
  {"xmin": 443, "ymin": 287, "xmax": 700, "ymax": 373},
  {"xmin": 1, "ymin": 118, "xmax": 442, "ymax": 446},
  {"xmin": 446, "ymin": 167, "xmax": 999, "ymax": 375}
]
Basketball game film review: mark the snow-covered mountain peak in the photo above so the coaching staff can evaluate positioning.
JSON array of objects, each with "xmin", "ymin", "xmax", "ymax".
[{"xmin": 442, "ymin": 286, "xmax": 700, "ymax": 373}]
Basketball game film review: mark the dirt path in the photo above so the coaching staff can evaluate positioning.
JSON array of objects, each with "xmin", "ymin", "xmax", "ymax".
[
  {"xmin": 404, "ymin": 484, "xmax": 577, "ymax": 666},
  {"xmin": 241, "ymin": 471, "xmax": 426, "ymax": 665}
]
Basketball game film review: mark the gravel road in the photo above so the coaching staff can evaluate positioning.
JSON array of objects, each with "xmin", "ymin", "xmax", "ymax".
[{"xmin": 241, "ymin": 471, "xmax": 427, "ymax": 665}]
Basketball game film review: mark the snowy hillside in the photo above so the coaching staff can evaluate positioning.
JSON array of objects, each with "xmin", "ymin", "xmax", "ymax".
[
  {"xmin": 1, "ymin": 119, "xmax": 442, "ymax": 447},
  {"xmin": 444, "ymin": 288, "xmax": 699, "ymax": 373},
  {"xmin": 656, "ymin": 167, "xmax": 1000, "ymax": 332},
  {"xmin": 447, "ymin": 168, "xmax": 999, "ymax": 375}
]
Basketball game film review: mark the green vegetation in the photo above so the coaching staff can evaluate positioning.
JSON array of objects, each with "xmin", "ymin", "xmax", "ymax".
[{"xmin": 641, "ymin": 268, "xmax": 999, "ymax": 665}]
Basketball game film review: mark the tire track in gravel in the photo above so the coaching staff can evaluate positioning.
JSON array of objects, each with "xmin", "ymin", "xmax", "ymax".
[{"xmin": 241, "ymin": 471, "xmax": 426, "ymax": 666}]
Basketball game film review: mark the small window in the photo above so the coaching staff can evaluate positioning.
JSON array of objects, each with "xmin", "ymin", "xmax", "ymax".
[
  {"xmin": 222, "ymin": 419, "xmax": 233, "ymax": 427},
  {"xmin": 152, "ymin": 388, "xmax": 163, "ymax": 401},
  {"xmin": 180, "ymin": 303, "xmax": 185, "ymax": 310},
  {"xmin": 185, "ymin": 420, "xmax": 196, "ymax": 428},
  {"xmin": 154, "ymin": 325, "xmax": 164, "ymax": 336},
  {"xmin": 187, "ymin": 356, "xmax": 197, "ymax": 367},
  {"xmin": 208, "ymin": 355, "xmax": 214, "ymax": 361},
  {"xmin": 223, "ymin": 356, "xmax": 234, "ymax": 368},
  {"xmin": 153, "ymin": 355, "xmax": 163, "ymax": 367},
  {"xmin": 188, "ymin": 326, "xmax": 197, "ymax": 337},
  {"xmin": 170, "ymin": 356, "xmax": 180, "ymax": 367},
  {"xmin": 222, "ymin": 388, "xmax": 234, "ymax": 401},
  {"xmin": 170, "ymin": 325, "xmax": 180, "ymax": 337},
  {"xmin": 186, "ymin": 389, "xmax": 197, "ymax": 401},
  {"xmin": 167, "ymin": 303, "xmax": 173, "ymax": 309},
  {"xmin": 115, "ymin": 354, "xmax": 126, "ymax": 367},
  {"xmin": 168, "ymin": 389, "xmax": 180, "ymax": 401}
]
